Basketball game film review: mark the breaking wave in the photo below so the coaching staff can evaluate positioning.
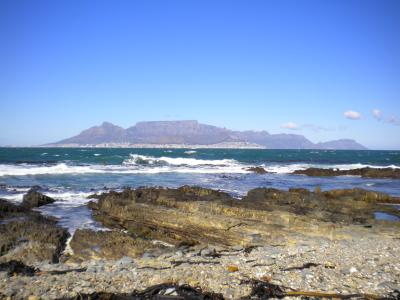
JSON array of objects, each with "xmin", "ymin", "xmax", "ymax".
[
  {"xmin": 263, "ymin": 163, "xmax": 400, "ymax": 174},
  {"xmin": 0, "ymin": 155, "xmax": 398, "ymax": 177},
  {"xmin": 184, "ymin": 150, "xmax": 197, "ymax": 154},
  {"xmin": 122, "ymin": 154, "xmax": 237, "ymax": 167},
  {"xmin": 0, "ymin": 155, "xmax": 249, "ymax": 176}
]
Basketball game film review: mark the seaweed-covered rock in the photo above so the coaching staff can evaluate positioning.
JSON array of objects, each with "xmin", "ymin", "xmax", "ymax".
[
  {"xmin": 0, "ymin": 212, "xmax": 69, "ymax": 264},
  {"xmin": 88, "ymin": 186, "xmax": 400, "ymax": 251},
  {"xmin": 247, "ymin": 167, "xmax": 268, "ymax": 174},
  {"xmin": 0, "ymin": 260, "xmax": 37, "ymax": 276},
  {"xmin": 293, "ymin": 167, "xmax": 400, "ymax": 179},
  {"xmin": 0, "ymin": 199, "xmax": 27, "ymax": 217},
  {"xmin": 60, "ymin": 283, "xmax": 224, "ymax": 300},
  {"xmin": 240, "ymin": 188, "xmax": 400, "ymax": 222},
  {"xmin": 21, "ymin": 191, "xmax": 55, "ymax": 209},
  {"xmin": 0, "ymin": 193, "xmax": 68, "ymax": 264},
  {"xmin": 69, "ymin": 229, "xmax": 159, "ymax": 261}
]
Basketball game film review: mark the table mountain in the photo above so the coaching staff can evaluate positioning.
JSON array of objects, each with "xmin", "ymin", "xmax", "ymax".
[{"xmin": 50, "ymin": 120, "xmax": 367, "ymax": 150}]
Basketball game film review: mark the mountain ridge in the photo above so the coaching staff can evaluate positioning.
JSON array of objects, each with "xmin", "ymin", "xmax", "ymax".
[{"xmin": 51, "ymin": 120, "xmax": 367, "ymax": 150}]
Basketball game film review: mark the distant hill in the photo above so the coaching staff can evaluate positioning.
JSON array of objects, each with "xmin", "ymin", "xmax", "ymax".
[
  {"xmin": 50, "ymin": 120, "xmax": 367, "ymax": 150},
  {"xmin": 316, "ymin": 139, "xmax": 367, "ymax": 150}
]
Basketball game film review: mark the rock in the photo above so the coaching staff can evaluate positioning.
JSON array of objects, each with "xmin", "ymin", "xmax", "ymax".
[
  {"xmin": 0, "ymin": 214, "xmax": 69, "ymax": 264},
  {"xmin": 28, "ymin": 186, "xmax": 42, "ymax": 192},
  {"xmin": 247, "ymin": 167, "xmax": 268, "ymax": 174},
  {"xmin": 174, "ymin": 250, "xmax": 184, "ymax": 258},
  {"xmin": 69, "ymin": 229, "xmax": 160, "ymax": 261},
  {"xmin": 227, "ymin": 265, "xmax": 239, "ymax": 272},
  {"xmin": 378, "ymin": 281, "xmax": 400, "ymax": 290},
  {"xmin": 241, "ymin": 188, "xmax": 400, "ymax": 223},
  {"xmin": 87, "ymin": 186, "xmax": 400, "ymax": 258},
  {"xmin": 0, "ymin": 199, "xmax": 26, "ymax": 214},
  {"xmin": 141, "ymin": 252, "xmax": 156, "ymax": 259},
  {"xmin": 21, "ymin": 191, "xmax": 55, "ymax": 209},
  {"xmin": 0, "ymin": 200, "xmax": 69, "ymax": 264},
  {"xmin": 341, "ymin": 266, "xmax": 358, "ymax": 275},
  {"xmin": 0, "ymin": 260, "xmax": 37, "ymax": 276},
  {"xmin": 349, "ymin": 267, "xmax": 358, "ymax": 273},
  {"xmin": 116, "ymin": 256, "xmax": 134, "ymax": 266},
  {"xmin": 200, "ymin": 248, "xmax": 212, "ymax": 257},
  {"xmin": 293, "ymin": 167, "xmax": 400, "ymax": 180}
]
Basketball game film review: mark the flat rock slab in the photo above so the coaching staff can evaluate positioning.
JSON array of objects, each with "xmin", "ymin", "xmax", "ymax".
[{"xmin": 85, "ymin": 186, "xmax": 400, "ymax": 259}]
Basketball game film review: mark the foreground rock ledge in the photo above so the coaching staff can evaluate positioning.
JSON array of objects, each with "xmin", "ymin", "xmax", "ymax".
[
  {"xmin": 0, "ymin": 197, "xmax": 69, "ymax": 265},
  {"xmin": 84, "ymin": 186, "xmax": 400, "ymax": 257}
]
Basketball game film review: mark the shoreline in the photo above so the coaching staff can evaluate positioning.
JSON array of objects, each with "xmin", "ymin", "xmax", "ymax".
[{"xmin": 1, "ymin": 186, "xmax": 400, "ymax": 299}]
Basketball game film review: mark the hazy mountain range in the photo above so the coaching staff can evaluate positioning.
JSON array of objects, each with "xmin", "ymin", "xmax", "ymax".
[{"xmin": 49, "ymin": 120, "xmax": 367, "ymax": 150}]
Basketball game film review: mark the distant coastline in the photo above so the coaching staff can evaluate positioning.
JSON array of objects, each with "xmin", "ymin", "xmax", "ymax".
[
  {"xmin": 41, "ymin": 141, "xmax": 265, "ymax": 149},
  {"xmin": 44, "ymin": 120, "xmax": 368, "ymax": 150}
]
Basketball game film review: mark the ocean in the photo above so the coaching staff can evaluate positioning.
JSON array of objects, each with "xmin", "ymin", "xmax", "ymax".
[{"xmin": 1, "ymin": 147, "xmax": 399, "ymax": 232}]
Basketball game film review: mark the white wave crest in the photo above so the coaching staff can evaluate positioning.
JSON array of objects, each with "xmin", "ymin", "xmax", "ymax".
[
  {"xmin": 184, "ymin": 150, "xmax": 197, "ymax": 154},
  {"xmin": 0, "ymin": 163, "xmax": 103, "ymax": 176},
  {"xmin": 263, "ymin": 163, "xmax": 400, "ymax": 174},
  {"xmin": 0, "ymin": 160, "xmax": 249, "ymax": 177},
  {"xmin": 123, "ymin": 154, "xmax": 238, "ymax": 167},
  {"xmin": 0, "ymin": 159, "xmax": 398, "ymax": 177}
]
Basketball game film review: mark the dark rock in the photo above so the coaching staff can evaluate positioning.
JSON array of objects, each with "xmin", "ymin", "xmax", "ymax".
[
  {"xmin": 0, "ymin": 197, "xmax": 69, "ymax": 264},
  {"xmin": 28, "ymin": 185, "xmax": 42, "ymax": 192},
  {"xmin": 247, "ymin": 167, "xmax": 268, "ymax": 174},
  {"xmin": 240, "ymin": 188, "xmax": 400, "ymax": 223},
  {"xmin": 0, "ymin": 213, "xmax": 69, "ymax": 264},
  {"xmin": 0, "ymin": 260, "xmax": 37, "ymax": 276},
  {"xmin": 60, "ymin": 283, "xmax": 224, "ymax": 300},
  {"xmin": 21, "ymin": 191, "xmax": 55, "ymax": 209},
  {"xmin": 293, "ymin": 167, "xmax": 400, "ymax": 180},
  {"xmin": 0, "ymin": 199, "xmax": 27, "ymax": 216}
]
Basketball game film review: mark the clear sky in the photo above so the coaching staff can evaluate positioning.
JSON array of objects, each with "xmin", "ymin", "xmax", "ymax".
[{"xmin": 1, "ymin": 0, "xmax": 399, "ymax": 149}]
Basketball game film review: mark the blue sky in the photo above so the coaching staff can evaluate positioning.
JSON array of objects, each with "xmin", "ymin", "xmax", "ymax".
[{"xmin": 0, "ymin": 0, "xmax": 399, "ymax": 149}]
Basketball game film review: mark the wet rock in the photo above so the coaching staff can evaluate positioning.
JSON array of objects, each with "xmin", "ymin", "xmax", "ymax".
[
  {"xmin": 69, "ymin": 229, "xmax": 161, "ymax": 261},
  {"xmin": 28, "ymin": 185, "xmax": 42, "ymax": 192},
  {"xmin": 247, "ymin": 167, "xmax": 268, "ymax": 174},
  {"xmin": 0, "ymin": 199, "xmax": 27, "ymax": 219},
  {"xmin": 293, "ymin": 167, "xmax": 400, "ymax": 180},
  {"xmin": 59, "ymin": 283, "xmax": 225, "ymax": 300},
  {"xmin": 241, "ymin": 187, "xmax": 400, "ymax": 223},
  {"xmin": 0, "ymin": 213, "xmax": 69, "ymax": 264},
  {"xmin": 0, "ymin": 197, "xmax": 69, "ymax": 264},
  {"xmin": 21, "ymin": 191, "xmax": 55, "ymax": 209}
]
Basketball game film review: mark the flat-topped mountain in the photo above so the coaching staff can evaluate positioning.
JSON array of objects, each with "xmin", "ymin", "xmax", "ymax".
[{"xmin": 51, "ymin": 120, "xmax": 367, "ymax": 150}]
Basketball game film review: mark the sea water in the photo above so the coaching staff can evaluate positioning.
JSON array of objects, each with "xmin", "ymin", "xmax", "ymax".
[{"xmin": 0, "ymin": 148, "xmax": 399, "ymax": 232}]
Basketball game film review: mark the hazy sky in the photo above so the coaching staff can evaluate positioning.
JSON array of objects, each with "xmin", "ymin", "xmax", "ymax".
[{"xmin": 1, "ymin": 0, "xmax": 399, "ymax": 149}]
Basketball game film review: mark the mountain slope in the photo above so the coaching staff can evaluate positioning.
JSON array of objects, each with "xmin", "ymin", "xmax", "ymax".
[
  {"xmin": 51, "ymin": 120, "xmax": 367, "ymax": 150},
  {"xmin": 55, "ymin": 122, "xmax": 127, "ymax": 144},
  {"xmin": 317, "ymin": 139, "xmax": 368, "ymax": 150}
]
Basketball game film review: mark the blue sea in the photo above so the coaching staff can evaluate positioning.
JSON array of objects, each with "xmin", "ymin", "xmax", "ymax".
[{"xmin": 1, "ymin": 148, "xmax": 399, "ymax": 232}]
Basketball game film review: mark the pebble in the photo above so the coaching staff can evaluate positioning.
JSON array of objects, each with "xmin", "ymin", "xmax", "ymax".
[{"xmin": 0, "ymin": 236, "xmax": 399, "ymax": 299}]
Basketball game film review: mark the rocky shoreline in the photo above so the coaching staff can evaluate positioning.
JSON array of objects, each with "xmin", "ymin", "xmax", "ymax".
[
  {"xmin": 1, "ymin": 187, "xmax": 400, "ymax": 299},
  {"xmin": 292, "ymin": 167, "xmax": 400, "ymax": 179}
]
